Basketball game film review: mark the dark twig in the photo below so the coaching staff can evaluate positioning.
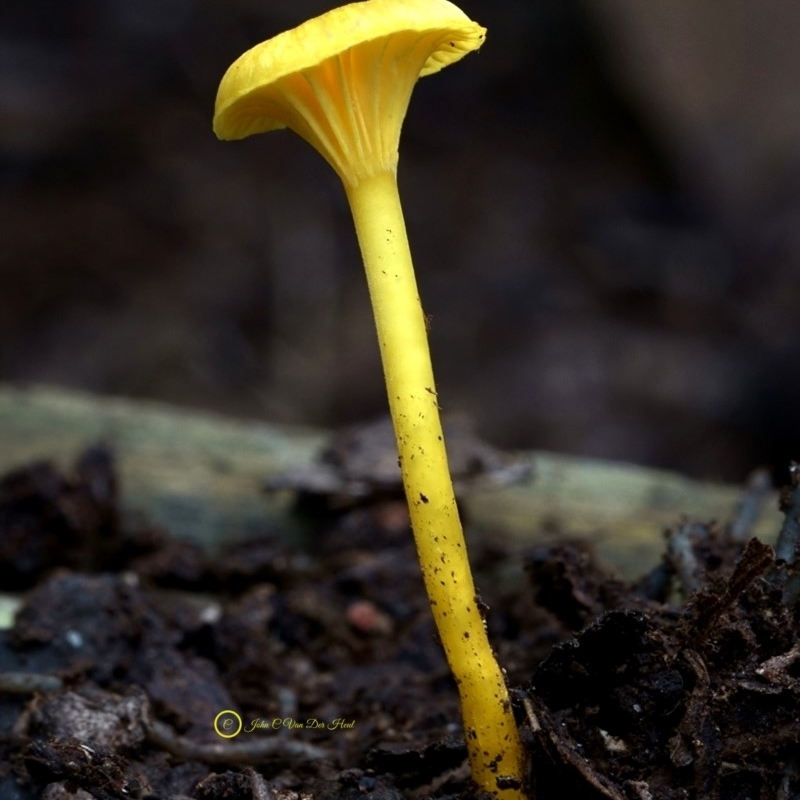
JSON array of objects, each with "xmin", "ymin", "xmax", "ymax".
[
  {"xmin": 683, "ymin": 538, "xmax": 774, "ymax": 639},
  {"xmin": 666, "ymin": 520, "xmax": 708, "ymax": 598},
  {"xmin": 729, "ymin": 467, "xmax": 773, "ymax": 542},
  {"xmin": 0, "ymin": 671, "xmax": 63, "ymax": 694},
  {"xmin": 775, "ymin": 463, "xmax": 800, "ymax": 564},
  {"xmin": 755, "ymin": 643, "xmax": 800, "ymax": 689},
  {"xmin": 773, "ymin": 462, "xmax": 800, "ymax": 608}
]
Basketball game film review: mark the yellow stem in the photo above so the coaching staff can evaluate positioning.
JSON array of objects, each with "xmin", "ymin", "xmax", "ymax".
[{"xmin": 345, "ymin": 171, "xmax": 527, "ymax": 799}]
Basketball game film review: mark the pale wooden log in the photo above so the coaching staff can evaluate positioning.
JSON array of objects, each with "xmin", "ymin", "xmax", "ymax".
[
  {"xmin": 0, "ymin": 385, "xmax": 781, "ymax": 578},
  {"xmin": 0, "ymin": 384, "xmax": 324, "ymax": 548}
]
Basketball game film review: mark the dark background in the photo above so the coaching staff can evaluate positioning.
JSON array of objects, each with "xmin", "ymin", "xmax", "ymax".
[{"xmin": 2, "ymin": 0, "xmax": 799, "ymax": 482}]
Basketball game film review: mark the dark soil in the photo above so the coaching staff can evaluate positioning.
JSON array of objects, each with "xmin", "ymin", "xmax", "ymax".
[{"xmin": 1, "ymin": 446, "xmax": 799, "ymax": 799}]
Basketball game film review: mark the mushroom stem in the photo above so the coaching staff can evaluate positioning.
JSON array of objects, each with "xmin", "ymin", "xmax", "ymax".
[
  {"xmin": 212, "ymin": 1, "xmax": 527, "ymax": 791},
  {"xmin": 346, "ymin": 170, "xmax": 526, "ymax": 798}
]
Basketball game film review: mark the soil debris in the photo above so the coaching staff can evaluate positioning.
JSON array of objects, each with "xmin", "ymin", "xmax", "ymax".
[{"xmin": 0, "ymin": 447, "xmax": 799, "ymax": 798}]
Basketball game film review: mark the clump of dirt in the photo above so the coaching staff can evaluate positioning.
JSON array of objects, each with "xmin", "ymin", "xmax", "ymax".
[{"xmin": 1, "ymin": 447, "xmax": 799, "ymax": 799}]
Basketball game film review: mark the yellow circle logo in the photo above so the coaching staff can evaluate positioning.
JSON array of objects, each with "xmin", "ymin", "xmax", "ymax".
[{"xmin": 213, "ymin": 709, "xmax": 243, "ymax": 738}]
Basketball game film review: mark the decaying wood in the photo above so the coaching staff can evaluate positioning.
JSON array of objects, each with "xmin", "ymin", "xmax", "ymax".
[{"xmin": 0, "ymin": 384, "xmax": 781, "ymax": 578}]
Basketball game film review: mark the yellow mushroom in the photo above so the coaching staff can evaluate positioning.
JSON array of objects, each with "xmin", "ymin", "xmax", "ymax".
[{"xmin": 213, "ymin": 1, "xmax": 526, "ymax": 796}]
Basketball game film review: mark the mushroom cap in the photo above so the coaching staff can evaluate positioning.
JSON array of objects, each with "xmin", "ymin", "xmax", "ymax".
[{"xmin": 213, "ymin": 0, "xmax": 486, "ymax": 184}]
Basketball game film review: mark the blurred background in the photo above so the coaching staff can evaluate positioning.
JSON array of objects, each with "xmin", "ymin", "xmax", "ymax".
[{"xmin": 1, "ymin": 0, "xmax": 799, "ymax": 483}]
